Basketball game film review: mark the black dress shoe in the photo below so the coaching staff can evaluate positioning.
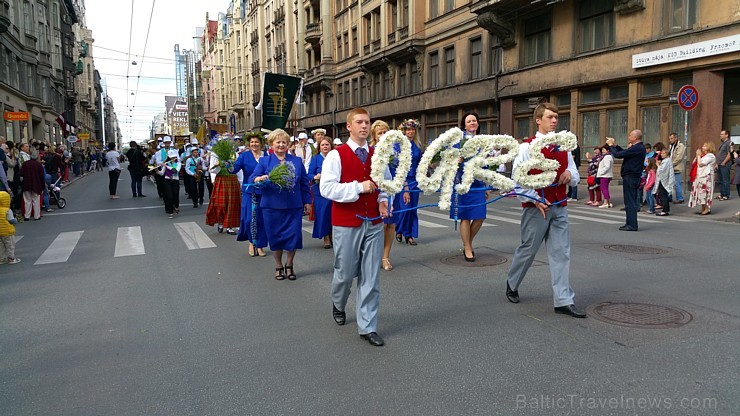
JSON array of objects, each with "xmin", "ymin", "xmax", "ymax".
[
  {"xmin": 360, "ymin": 332, "xmax": 385, "ymax": 346},
  {"xmin": 554, "ymin": 304, "xmax": 587, "ymax": 318},
  {"xmin": 506, "ymin": 282, "xmax": 520, "ymax": 304},
  {"xmin": 618, "ymin": 225, "xmax": 638, "ymax": 231},
  {"xmin": 332, "ymin": 304, "xmax": 346, "ymax": 326}
]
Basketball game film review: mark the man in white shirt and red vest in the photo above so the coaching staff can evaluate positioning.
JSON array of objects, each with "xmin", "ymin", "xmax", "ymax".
[
  {"xmin": 506, "ymin": 102, "xmax": 586, "ymax": 318},
  {"xmin": 320, "ymin": 108, "xmax": 391, "ymax": 346}
]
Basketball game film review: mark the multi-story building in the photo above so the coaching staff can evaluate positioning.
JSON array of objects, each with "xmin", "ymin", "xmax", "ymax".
[
  {"xmin": 73, "ymin": 25, "xmax": 97, "ymax": 148},
  {"xmin": 1, "ymin": 0, "xmax": 81, "ymax": 145},
  {"xmin": 201, "ymin": 16, "xmax": 221, "ymax": 125},
  {"xmin": 185, "ymin": 28, "xmax": 205, "ymax": 135},
  {"xmin": 175, "ymin": 44, "xmax": 187, "ymax": 98}
]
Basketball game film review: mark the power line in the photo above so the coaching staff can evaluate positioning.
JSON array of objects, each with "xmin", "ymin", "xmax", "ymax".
[{"xmin": 131, "ymin": 0, "xmax": 159, "ymax": 111}]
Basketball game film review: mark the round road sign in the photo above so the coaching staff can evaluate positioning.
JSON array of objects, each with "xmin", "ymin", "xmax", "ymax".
[{"xmin": 677, "ymin": 85, "xmax": 699, "ymax": 111}]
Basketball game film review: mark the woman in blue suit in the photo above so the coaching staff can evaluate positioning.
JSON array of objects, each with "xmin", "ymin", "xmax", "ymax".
[
  {"xmin": 395, "ymin": 119, "xmax": 423, "ymax": 245},
  {"xmin": 249, "ymin": 129, "xmax": 312, "ymax": 281},
  {"xmin": 233, "ymin": 132, "xmax": 268, "ymax": 257},
  {"xmin": 307, "ymin": 136, "xmax": 333, "ymax": 249}
]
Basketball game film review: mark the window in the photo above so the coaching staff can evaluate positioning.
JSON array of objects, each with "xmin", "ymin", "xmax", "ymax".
[
  {"xmin": 641, "ymin": 106, "xmax": 661, "ymax": 144},
  {"xmin": 383, "ymin": 70, "xmax": 390, "ymax": 100},
  {"xmin": 338, "ymin": 85, "xmax": 343, "ymax": 109},
  {"xmin": 667, "ymin": 0, "xmax": 696, "ymax": 33},
  {"xmin": 373, "ymin": 73, "xmax": 381, "ymax": 101},
  {"xmin": 523, "ymin": 13, "xmax": 551, "ymax": 65},
  {"xmin": 430, "ymin": 0, "xmax": 438, "ymax": 19},
  {"xmin": 351, "ymin": 28, "xmax": 358, "ymax": 55},
  {"xmin": 352, "ymin": 78, "xmax": 358, "ymax": 106},
  {"xmin": 444, "ymin": 46, "xmax": 455, "ymax": 86},
  {"xmin": 0, "ymin": 47, "xmax": 7, "ymax": 85},
  {"xmin": 557, "ymin": 115, "xmax": 571, "ymax": 132},
  {"xmin": 344, "ymin": 82, "xmax": 350, "ymax": 108},
  {"xmin": 581, "ymin": 111, "xmax": 600, "ymax": 148},
  {"xmin": 670, "ymin": 105, "xmax": 691, "ymax": 140},
  {"xmin": 337, "ymin": 36, "xmax": 342, "ymax": 60},
  {"xmin": 360, "ymin": 76, "xmax": 367, "ymax": 104},
  {"xmin": 578, "ymin": 0, "xmax": 614, "ymax": 52},
  {"xmin": 401, "ymin": 0, "xmax": 409, "ymax": 27},
  {"xmin": 237, "ymin": 31, "xmax": 241, "ymax": 46},
  {"xmin": 23, "ymin": 1, "xmax": 32, "ymax": 35},
  {"xmin": 671, "ymin": 76, "xmax": 692, "ymax": 93},
  {"xmin": 429, "ymin": 51, "xmax": 439, "ymax": 88},
  {"xmin": 444, "ymin": 0, "xmax": 454, "ymax": 13},
  {"xmin": 608, "ymin": 85, "xmax": 628, "ymax": 100},
  {"xmin": 642, "ymin": 79, "xmax": 662, "ymax": 97},
  {"xmin": 411, "ymin": 61, "xmax": 420, "ymax": 93},
  {"xmin": 556, "ymin": 93, "xmax": 571, "ymax": 107},
  {"xmin": 398, "ymin": 64, "xmax": 407, "ymax": 96},
  {"xmin": 344, "ymin": 32, "xmax": 349, "ymax": 59},
  {"xmin": 490, "ymin": 35, "xmax": 502, "ymax": 75},
  {"xmin": 470, "ymin": 37, "xmax": 482, "ymax": 80},
  {"xmin": 607, "ymin": 109, "xmax": 628, "ymax": 141},
  {"xmin": 516, "ymin": 118, "xmax": 531, "ymax": 139},
  {"xmin": 581, "ymin": 88, "xmax": 601, "ymax": 104}
]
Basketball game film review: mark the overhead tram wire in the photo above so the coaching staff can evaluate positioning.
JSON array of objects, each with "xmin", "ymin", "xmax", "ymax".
[
  {"xmin": 125, "ymin": 0, "xmax": 136, "ymax": 139},
  {"xmin": 131, "ymin": 0, "xmax": 159, "ymax": 114}
]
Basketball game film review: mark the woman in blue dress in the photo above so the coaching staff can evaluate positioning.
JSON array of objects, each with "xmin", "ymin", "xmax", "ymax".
[
  {"xmin": 307, "ymin": 136, "xmax": 334, "ymax": 249},
  {"xmin": 452, "ymin": 111, "xmax": 489, "ymax": 262},
  {"xmin": 395, "ymin": 118, "xmax": 423, "ymax": 246},
  {"xmin": 249, "ymin": 129, "xmax": 312, "ymax": 281},
  {"xmin": 369, "ymin": 120, "xmax": 398, "ymax": 271},
  {"xmin": 233, "ymin": 132, "xmax": 268, "ymax": 257}
]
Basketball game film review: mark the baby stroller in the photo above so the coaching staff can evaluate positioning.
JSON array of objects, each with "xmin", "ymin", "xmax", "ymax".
[{"xmin": 48, "ymin": 177, "xmax": 67, "ymax": 209}]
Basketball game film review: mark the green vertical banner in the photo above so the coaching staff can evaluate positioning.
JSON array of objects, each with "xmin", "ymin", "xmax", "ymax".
[{"xmin": 258, "ymin": 73, "xmax": 303, "ymax": 131}]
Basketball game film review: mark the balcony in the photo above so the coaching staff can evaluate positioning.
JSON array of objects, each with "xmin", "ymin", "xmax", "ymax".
[
  {"xmin": 0, "ymin": 0, "xmax": 10, "ymax": 34},
  {"xmin": 371, "ymin": 39, "xmax": 380, "ymax": 51},
  {"xmin": 305, "ymin": 22, "xmax": 321, "ymax": 45},
  {"xmin": 79, "ymin": 93, "xmax": 90, "ymax": 108},
  {"xmin": 273, "ymin": 6, "xmax": 285, "ymax": 22},
  {"xmin": 399, "ymin": 26, "xmax": 408, "ymax": 40},
  {"xmin": 251, "ymin": 62, "xmax": 260, "ymax": 75},
  {"xmin": 252, "ymin": 92, "xmax": 261, "ymax": 105},
  {"xmin": 388, "ymin": 32, "xmax": 396, "ymax": 45}
]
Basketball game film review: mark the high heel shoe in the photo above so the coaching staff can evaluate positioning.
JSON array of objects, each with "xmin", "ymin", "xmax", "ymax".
[
  {"xmin": 257, "ymin": 248, "xmax": 266, "ymax": 257},
  {"xmin": 405, "ymin": 237, "xmax": 417, "ymax": 246},
  {"xmin": 275, "ymin": 267, "xmax": 285, "ymax": 280},
  {"xmin": 463, "ymin": 247, "xmax": 475, "ymax": 262},
  {"xmin": 285, "ymin": 265, "xmax": 297, "ymax": 280},
  {"xmin": 395, "ymin": 233, "xmax": 402, "ymax": 243},
  {"xmin": 248, "ymin": 243, "xmax": 256, "ymax": 257},
  {"xmin": 382, "ymin": 258, "xmax": 393, "ymax": 271}
]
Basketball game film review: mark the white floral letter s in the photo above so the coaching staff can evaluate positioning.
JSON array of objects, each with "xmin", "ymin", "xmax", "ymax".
[
  {"xmin": 415, "ymin": 127, "xmax": 463, "ymax": 210},
  {"xmin": 456, "ymin": 134, "xmax": 519, "ymax": 194}
]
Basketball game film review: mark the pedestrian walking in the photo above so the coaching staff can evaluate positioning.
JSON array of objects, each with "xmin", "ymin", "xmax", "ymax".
[{"xmin": 506, "ymin": 102, "xmax": 585, "ymax": 318}]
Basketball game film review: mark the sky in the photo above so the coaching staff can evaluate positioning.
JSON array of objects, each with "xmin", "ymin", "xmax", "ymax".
[{"xmin": 85, "ymin": 0, "xmax": 223, "ymax": 143}]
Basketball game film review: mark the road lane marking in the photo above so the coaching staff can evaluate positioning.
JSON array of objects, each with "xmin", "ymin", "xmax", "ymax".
[
  {"xmin": 114, "ymin": 226, "xmax": 145, "ymax": 257},
  {"xmin": 419, "ymin": 210, "xmax": 497, "ymax": 227},
  {"xmin": 15, "ymin": 235, "xmax": 23, "ymax": 243},
  {"xmin": 35, "ymin": 231, "xmax": 84, "ymax": 265},
  {"xmin": 44, "ymin": 205, "xmax": 164, "ymax": 216},
  {"xmin": 302, "ymin": 220, "xmax": 313, "ymax": 235},
  {"xmin": 174, "ymin": 222, "xmax": 217, "ymax": 250}
]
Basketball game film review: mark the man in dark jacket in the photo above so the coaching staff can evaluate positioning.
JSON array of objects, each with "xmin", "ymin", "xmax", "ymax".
[
  {"xmin": 19, "ymin": 152, "xmax": 46, "ymax": 220},
  {"xmin": 607, "ymin": 130, "xmax": 646, "ymax": 232},
  {"xmin": 126, "ymin": 141, "xmax": 147, "ymax": 198}
]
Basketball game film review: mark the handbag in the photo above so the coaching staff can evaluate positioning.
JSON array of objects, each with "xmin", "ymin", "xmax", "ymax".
[{"xmin": 587, "ymin": 175, "xmax": 596, "ymax": 186}]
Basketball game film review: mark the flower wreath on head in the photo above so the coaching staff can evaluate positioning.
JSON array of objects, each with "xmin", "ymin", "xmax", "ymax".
[
  {"xmin": 370, "ymin": 130, "xmax": 412, "ymax": 194},
  {"xmin": 310, "ymin": 128, "xmax": 326, "ymax": 136},
  {"xmin": 398, "ymin": 119, "xmax": 421, "ymax": 131},
  {"xmin": 244, "ymin": 130, "xmax": 265, "ymax": 143},
  {"xmin": 511, "ymin": 130, "xmax": 578, "ymax": 189}
]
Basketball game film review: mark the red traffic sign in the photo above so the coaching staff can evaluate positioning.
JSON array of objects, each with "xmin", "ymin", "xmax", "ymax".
[{"xmin": 677, "ymin": 85, "xmax": 699, "ymax": 111}]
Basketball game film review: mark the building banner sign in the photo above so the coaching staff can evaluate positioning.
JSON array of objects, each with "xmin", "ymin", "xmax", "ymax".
[
  {"xmin": 4, "ymin": 111, "xmax": 30, "ymax": 121},
  {"xmin": 170, "ymin": 101, "xmax": 189, "ymax": 136},
  {"xmin": 257, "ymin": 73, "xmax": 303, "ymax": 131},
  {"xmin": 632, "ymin": 34, "xmax": 740, "ymax": 69}
]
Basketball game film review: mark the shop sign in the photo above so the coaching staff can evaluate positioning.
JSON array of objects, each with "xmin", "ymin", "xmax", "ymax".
[
  {"xmin": 632, "ymin": 34, "xmax": 740, "ymax": 69},
  {"xmin": 3, "ymin": 111, "xmax": 30, "ymax": 121}
]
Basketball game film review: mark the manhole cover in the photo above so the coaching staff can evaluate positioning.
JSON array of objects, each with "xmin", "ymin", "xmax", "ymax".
[
  {"xmin": 441, "ymin": 253, "xmax": 508, "ymax": 267},
  {"xmin": 603, "ymin": 244, "xmax": 668, "ymax": 255},
  {"xmin": 588, "ymin": 302, "xmax": 693, "ymax": 328}
]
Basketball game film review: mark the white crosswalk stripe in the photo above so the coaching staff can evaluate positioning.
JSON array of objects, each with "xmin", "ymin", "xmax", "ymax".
[
  {"xmin": 114, "ymin": 226, "xmax": 145, "ymax": 257},
  {"xmin": 35, "ymin": 231, "xmax": 84, "ymax": 265},
  {"xmin": 174, "ymin": 222, "xmax": 217, "ymax": 250},
  {"xmin": 15, "ymin": 235, "xmax": 23, "ymax": 243},
  {"xmin": 419, "ymin": 210, "xmax": 497, "ymax": 226}
]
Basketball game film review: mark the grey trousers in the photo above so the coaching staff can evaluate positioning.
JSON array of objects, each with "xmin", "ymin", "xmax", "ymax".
[
  {"xmin": 331, "ymin": 221, "xmax": 383, "ymax": 334},
  {"xmin": 0, "ymin": 236, "xmax": 16, "ymax": 261},
  {"xmin": 506, "ymin": 205, "xmax": 575, "ymax": 307}
]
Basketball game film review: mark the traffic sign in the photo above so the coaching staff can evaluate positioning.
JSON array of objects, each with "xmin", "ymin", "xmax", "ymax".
[
  {"xmin": 67, "ymin": 135, "xmax": 78, "ymax": 143},
  {"xmin": 677, "ymin": 85, "xmax": 699, "ymax": 111}
]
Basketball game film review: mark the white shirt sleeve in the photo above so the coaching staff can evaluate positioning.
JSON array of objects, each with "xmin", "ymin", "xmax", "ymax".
[
  {"xmin": 319, "ymin": 149, "xmax": 363, "ymax": 202},
  {"xmin": 567, "ymin": 151, "xmax": 580, "ymax": 186},
  {"xmin": 511, "ymin": 142, "xmax": 539, "ymax": 203}
]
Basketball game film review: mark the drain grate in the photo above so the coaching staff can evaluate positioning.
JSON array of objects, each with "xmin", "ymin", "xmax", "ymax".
[
  {"xmin": 589, "ymin": 302, "xmax": 693, "ymax": 329},
  {"xmin": 603, "ymin": 244, "xmax": 668, "ymax": 255},
  {"xmin": 441, "ymin": 253, "xmax": 508, "ymax": 267}
]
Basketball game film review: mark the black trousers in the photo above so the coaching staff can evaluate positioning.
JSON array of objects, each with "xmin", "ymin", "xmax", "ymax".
[
  {"xmin": 657, "ymin": 183, "xmax": 670, "ymax": 214},
  {"xmin": 622, "ymin": 175, "xmax": 640, "ymax": 229},
  {"xmin": 108, "ymin": 169, "xmax": 121, "ymax": 196},
  {"xmin": 186, "ymin": 175, "xmax": 205, "ymax": 205},
  {"xmin": 163, "ymin": 179, "xmax": 180, "ymax": 214},
  {"xmin": 154, "ymin": 173, "xmax": 165, "ymax": 198}
]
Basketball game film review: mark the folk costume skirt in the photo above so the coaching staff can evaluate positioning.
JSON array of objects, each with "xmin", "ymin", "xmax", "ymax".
[
  {"xmin": 311, "ymin": 189, "xmax": 332, "ymax": 239},
  {"xmin": 205, "ymin": 174, "xmax": 241, "ymax": 228},
  {"xmin": 263, "ymin": 207, "xmax": 303, "ymax": 251}
]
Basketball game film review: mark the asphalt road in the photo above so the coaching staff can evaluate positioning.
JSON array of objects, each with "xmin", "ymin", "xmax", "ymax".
[{"xmin": 1, "ymin": 167, "xmax": 739, "ymax": 415}]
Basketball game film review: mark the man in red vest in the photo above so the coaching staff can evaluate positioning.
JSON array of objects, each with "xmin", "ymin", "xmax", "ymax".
[
  {"xmin": 505, "ymin": 102, "xmax": 586, "ymax": 318},
  {"xmin": 319, "ymin": 108, "xmax": 391, "ymax": 346}
]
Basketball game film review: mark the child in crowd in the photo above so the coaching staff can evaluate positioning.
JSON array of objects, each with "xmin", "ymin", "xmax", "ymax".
[
  {"xmin": 0, "ymin": 191, "xmax": 20, "ymax": 264},
  {"xmin": 585, "ymin": 147, "xmax": 603, "ymax": 206},
  {"xmin": 643, "ymin": 159, "xmax": 658, "ymax": 214}
]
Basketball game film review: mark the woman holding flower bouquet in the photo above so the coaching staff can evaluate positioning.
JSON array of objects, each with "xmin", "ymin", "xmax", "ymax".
[
  {"xmin": 395, "ymin": 119, "xmax": 423, "ymax": 246},
  {"xmin": 308, "ymin": 136, "xmax": 334, "ymax": 249},
  {"xmin": 234, "ymin": 132, "xmax": 268, "ymax": 256},
  {"xmin": 205, "ymin": 137, "xmax": 241, "ymax": 234},
  {"xmin": 249, "ymin": 129, "xmax": 312, "ymax": 281},
  {"xmin": 453, "ymin": 112, "xmax": 489, "ymax": 262}
]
